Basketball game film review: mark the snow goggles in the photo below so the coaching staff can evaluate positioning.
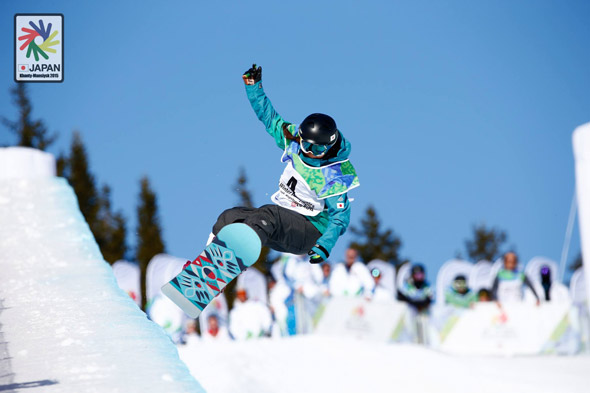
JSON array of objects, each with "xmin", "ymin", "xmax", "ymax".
[
  {"xmin": 452, "ymin": 280, "xmax": 467, "ymax": 291},
  {"xmin": 299, "ymin": 139, "xmax": 336, "ymax": 157}
]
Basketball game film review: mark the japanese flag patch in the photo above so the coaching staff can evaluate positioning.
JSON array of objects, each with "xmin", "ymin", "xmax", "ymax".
[{"xmin": 337, "ymin": 202, "xmax": 345, "ymax": 209}]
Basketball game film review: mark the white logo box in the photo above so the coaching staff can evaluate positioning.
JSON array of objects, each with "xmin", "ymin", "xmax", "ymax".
[{"xmin": 14, "ymin": 14, "xmax": 64, "ymax": 83}]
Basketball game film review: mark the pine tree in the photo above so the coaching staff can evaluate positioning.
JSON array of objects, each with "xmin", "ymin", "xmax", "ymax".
[
  {"xmin": 349, "ymin": 205, "xmax": 404, "ymax": 265},
  {"xmin": 235, "ymin": 167, "xmax": 254, "ymax": 209},
  {"xmin": 96, "ymin": 185, "xmax": 128, "ymax": 264},
  {"xmin": 2, "ymin": 84, "xmax": 56, "ymax": 150},
  {"xmin": 56, "ymin": 152, "xmax": 68, "ymax": 177},
  {"xmin": 464, "ymin": 223, "xmax": 507, "ymax": 262},
  {"xmin": 61, "ymin": 132, "xmax": 127, "ymax": 264},
  {"xmin": 136, "ymin": 176, "xmax": 166, "ymax": 310},
  {"xmin": 63, "ymin": 131, "xmax": 100, "ymax": 229}
]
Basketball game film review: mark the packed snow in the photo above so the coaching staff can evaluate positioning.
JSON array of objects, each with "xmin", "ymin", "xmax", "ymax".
[
  {"xmin": 0, "ymin": 168, "xmax": 204, "ymax": 392},
  {"xmin": 178, "ymin": 335, "xmax": 590, "ymax": 393}
]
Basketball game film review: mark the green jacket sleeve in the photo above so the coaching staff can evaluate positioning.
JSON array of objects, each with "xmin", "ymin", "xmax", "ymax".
[
  {"xmin": 316, "ymin": 193, "xmax": 351, "ymax": 256},
  {"xmin": 245, "ymin": 81, "xmax": 294, "ymax": 150}
]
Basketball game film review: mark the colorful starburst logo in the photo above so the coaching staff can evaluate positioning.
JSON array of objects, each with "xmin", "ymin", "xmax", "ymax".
[{"xmin": 18, "ymin": 19, "xmax": 60, "ymax": 61}]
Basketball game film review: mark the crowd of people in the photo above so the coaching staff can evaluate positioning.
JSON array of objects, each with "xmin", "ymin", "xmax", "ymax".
[
  {"xmin": 177, "ymin": 248, "xmax": 570, "ymax": 344},
  {"xmin": 443, "ymin": 251, "xmax": 570, "ymax": 309}
]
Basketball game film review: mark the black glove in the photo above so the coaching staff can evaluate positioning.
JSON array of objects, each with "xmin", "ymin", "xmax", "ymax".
[
  {"xmin": 308, "ymin": 244, "xmax": 329, "ymax": 264},
  {"xmin": 242, "ymin": 64, "xmax": 262, "ymax": 85}
]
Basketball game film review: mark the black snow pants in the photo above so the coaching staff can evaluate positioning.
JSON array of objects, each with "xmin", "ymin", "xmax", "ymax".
[{"xmin": 212, "ymin": 204, "xmax": 322, "ymax": 255}]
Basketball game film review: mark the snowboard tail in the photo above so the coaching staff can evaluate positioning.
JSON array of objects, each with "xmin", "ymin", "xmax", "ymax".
[{"xmin": 162, "ymin": 223, "xmax": 261, "ymax": 318}]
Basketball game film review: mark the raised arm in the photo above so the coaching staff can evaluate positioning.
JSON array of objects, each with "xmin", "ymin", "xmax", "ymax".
[{"xmin": 243, "ymin": 64, "xmax": 294, "ymax": 150}]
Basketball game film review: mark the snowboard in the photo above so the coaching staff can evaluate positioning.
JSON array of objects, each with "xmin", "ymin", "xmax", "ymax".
[{"xmin": 161, "ymin": 223, "xmax": 261, "ymax": 318}]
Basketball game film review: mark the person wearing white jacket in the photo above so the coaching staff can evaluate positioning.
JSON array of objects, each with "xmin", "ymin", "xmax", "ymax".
[
  {"xmin": 229, "ymin": 288, "xmax": 272, "ymax": 340},
  {"xmin": 368, "ymin": 268, "xmax": 394, "ymax": 301},
  {"xmin": 283, "ymin": 254, "xmax": 324, "ymax": 299},
  {"xmin": 329, "ymin": 248, "xmax": 374, "ymax": 297},
  {"xmin": 201, "ymin": 314, "xmax": 231, "ymax": 342}
]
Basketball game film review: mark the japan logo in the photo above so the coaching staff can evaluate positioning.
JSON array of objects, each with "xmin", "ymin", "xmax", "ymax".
[
  {"xmin": 18, "ymin": 19, "xmax": 60, "ymax": 61},
  {"xmin": 15, "ymin": 14, "xmax": 64, "ymax": 83}
]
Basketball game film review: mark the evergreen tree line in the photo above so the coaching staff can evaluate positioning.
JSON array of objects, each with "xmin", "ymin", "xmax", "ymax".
[
  {"xmin": 3, "ymin": 84, "xmax": 583, "ymax": 311},
  {"xmin": 346, "ymin": 199, "xmax": 584, "ymax": 272}
]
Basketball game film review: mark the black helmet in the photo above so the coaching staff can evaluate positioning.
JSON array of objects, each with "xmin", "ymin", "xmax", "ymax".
[
  {"xmin": 454, "ymin": 274, "xmax": 467, "ymax": 282},
  {"xmin": 411, "ymin": 264, "xmax": 425, "ymax": 275},
  {"xmin": 299, "ymin": 113, "xmax": 339, "ymax": 145}
]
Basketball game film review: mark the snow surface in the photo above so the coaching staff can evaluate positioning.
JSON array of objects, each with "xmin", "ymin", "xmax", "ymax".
[
  {"xmin": 0, "ymin": 147, "xmax": 55, "ymax": 179},
  {"xmin": 179, "ymin": 335, "xmax": 590, "ymax": 393},
  {"xmin": 0, "ymin": 177, "xmax": 204, "ymax": 392}
]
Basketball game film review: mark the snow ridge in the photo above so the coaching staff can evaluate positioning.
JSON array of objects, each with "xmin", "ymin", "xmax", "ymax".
[{"xmin": 0, "ymin": 177, "xmax": 205, "ymax": 393}]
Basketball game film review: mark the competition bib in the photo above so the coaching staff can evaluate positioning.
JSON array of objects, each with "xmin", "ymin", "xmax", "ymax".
[{"xmin": 271, "ymin": 161, "xmax": 325, "ymax": 216}]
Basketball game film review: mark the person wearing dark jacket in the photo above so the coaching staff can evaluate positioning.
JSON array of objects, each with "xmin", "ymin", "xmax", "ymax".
[{"xmin": 397, "ymin": 264, "xmax": 433, "ymax": 313}]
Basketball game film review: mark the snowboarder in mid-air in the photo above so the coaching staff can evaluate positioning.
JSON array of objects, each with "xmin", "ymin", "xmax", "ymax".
[
  {"xmin": 216, "ymin": 64, "xmax": 359, "ymax": 262},
  {"xmin": 162, "ymin": 64, "xmax": 359, "ymax": 317}
]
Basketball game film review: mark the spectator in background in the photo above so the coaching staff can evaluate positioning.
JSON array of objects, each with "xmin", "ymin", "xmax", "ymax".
[
  {"xmin": 198, "ymin": 293, "xmax": 229, "ymax": 338},
  {"xmin": 444, "ymin": 275, "xmax": 476, "ymax": 308},
  {"xmin": 283, "ymin": 253, "xmax": 322, "ymax": 300},
  {"xmin": 530, "ymin": 264, "xmax": 570, "ymax": 303},
  {"xmin": 492, "ymin": 252, "xmax": 540, "ymax": 305},
  {"xmin": 318, "ymin": 262, "xmax": 332, "ymax": 297},
  {"xmin": 540, "ymin": 265, "xmax": 552, "ymax": 301},
  {"xmin": 268, "ymin": 274, "xmax": 290, "ymax": 333},
  {"xmin": 229, "ymin": 288, "xmax": 272, "ymax": 340},
  {"xmin": 202, "ymin": 314, "xmax": 230, "ymax": 342},
  {"xmin": 329, "ymin": 248, "xmax": 374, "ymax": 296},
  {"xmin": 397, "ymin": 264, "xmax": 433, "ymax": 313},
  {"xmin": 368, "ymin": 268, "xmax": 394, "ymax": 301},
  {"xmin": 181, "ymin": 319, "xmax": 200, "ymax": 346},
  {"xmin": 477, "ymin": 288, "xmax": 492, "ymax": 302}
]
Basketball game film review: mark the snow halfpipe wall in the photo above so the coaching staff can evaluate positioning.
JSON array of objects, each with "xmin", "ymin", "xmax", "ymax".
[{"xmin": 0, "ymin": 147, "xmax": 205, "ymax": 392}]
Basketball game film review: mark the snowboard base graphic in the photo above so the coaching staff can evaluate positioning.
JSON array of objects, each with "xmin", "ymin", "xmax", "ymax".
[{"xmin": 161, "ymin": 223, "xmax": 261, "ymax": 318}]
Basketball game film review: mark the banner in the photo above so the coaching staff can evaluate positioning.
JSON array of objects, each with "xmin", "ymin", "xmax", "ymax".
[
  {"xmin": 146, "ymin": 253, "xmax": 185, "ymax": 302},
  {"xmin": 570, "ymin": 268, "xmax": 590, "ymax": 353},
  {"xmin": 314, "ymin": 296, "xmax": 409, "ymax": 342},
  {"xmin": 111, "ymin": 260, "xmax": 141, "ymax": 306},
  {"xmin": 146, "ymin": 254, "xmax": 187, "ymax": 343},
  {"xmin": 573, "ymin": 122, "xmax": 590, "ymax": 314},
  {"xmin": 236, "ymin": 267, "xmax": 268, "ymax": 304},
  {"xmin": 434, "ymin": 302, "xmax": 577, "ymax": 355},
  {"xmin": 469, "ymin": 260, "xmax": 493, "ymax": 293}
]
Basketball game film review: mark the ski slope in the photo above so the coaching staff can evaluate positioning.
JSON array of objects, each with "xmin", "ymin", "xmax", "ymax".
[
  {"xmin": 179, "ymin": 335, "xmax": 590, "ymax": 393},
  {"xmin": 0, "ymin": 152, "xmax": 205, "ymax": 393}
]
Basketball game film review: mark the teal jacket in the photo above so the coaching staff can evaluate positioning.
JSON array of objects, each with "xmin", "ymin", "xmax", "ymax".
[
  {"xmin": 444, "ymin": 288, "xmax": 476, "ymax": 308},
  {"xmin": 245, "ymin": 81, "xmax": 353, "ymax": 257}
]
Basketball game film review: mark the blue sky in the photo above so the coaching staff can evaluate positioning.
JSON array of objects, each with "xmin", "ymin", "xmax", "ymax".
[{"xmin": 1, "ymin": 0, "xmax": 589, "ymax": 281}]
